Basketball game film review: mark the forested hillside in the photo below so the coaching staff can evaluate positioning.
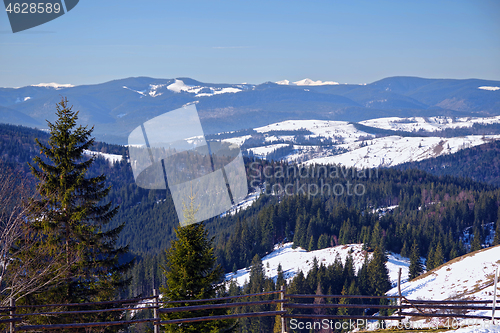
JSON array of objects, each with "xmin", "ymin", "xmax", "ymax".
[
  {"xmin": 397, "ymin": 140, "xmax": 500, "ymax": 187},
  {"xmin": 1, "ymin": 124, "xmax": 499, "ymax": 303}
]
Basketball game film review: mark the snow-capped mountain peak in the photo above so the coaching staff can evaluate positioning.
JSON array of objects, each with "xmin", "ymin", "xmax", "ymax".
[
  {"xmin": 31, "ymin": 82, "xmax": 74, "ymax": 89},
  {"xmin": 275, "ymin": 78, "xmax": 340, "ymax": 86},
  {"xmin": 166, "ymin": 79, "xmax": 243, "ymax": 97},
  {"xmin": 275, "ymin": 79, "xmax": 290, "ymax": 85},
  {"xmin": 294, "ymin": 78, "xmax": 340, "ymax": 86}
]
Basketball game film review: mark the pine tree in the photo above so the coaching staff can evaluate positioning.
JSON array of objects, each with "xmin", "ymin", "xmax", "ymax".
[
  {"xmin": 370, "ymin": 221, "xmax": 382, "ymax": 249},
  {"xmin": 426, "ymin": 246, "xmax": 435, "ymax": 271},
  {"xmin": 287, "ymin": 271, "xmax": 309, "ymax": 317},
  {"xmin": 357, "ymin": 254, "xmax": 371, "ymax": 295},
  {"xmin": 243, "ymin": 254, "xmax": 274, "ymax": 333},
  {"xmin": 347, "ymin": 280, "xmax": 361, "ymax": 315},
  {"xmin": 160, "ymin": 195, "xmax": 236, "ymax": 332},
  {"xmin": 494, "ymin": 217, "xmax": 500, "ymax": 246},
  {"xmin": 308, "ymin": 235, "xmax": 316, "ymax": 251},
  {"xmin": 25, "ymin": 98, "xmax": 131, "ymax": 327},
  {"xmin": 400, "ymin": 240, "xmax": 409, "ymax": 258},
  {"xmin": 433, "ymin": 243, "xmax": 445, "ymax": 267},
  {"xmin": 317, "ymin": 234, "xmax": 329, "ymax": 250},
  {"xmin": 368, "ymin": 247, "xmax": 391, "ymax": 296},
  {"xmin": 342, "ymin": 253, "xmax": 355, "ymax": 286},
  {"xmin": 276, "ymin": 263, "xmax": 286, "ymax": 290},
  {"xmin": 248, "ymin": 254, "xmax": 265, "ymax": 294},
  {"xmin": 408, "ymin": 241, "xmax": 423, "ymax": 280},
  {"xmin": 337, "ymin": 285, "xmax": 349, "ymax": 316},
  {"xmin": 470, "ymin": 228, "xmax": 483, "ymax": 252}
]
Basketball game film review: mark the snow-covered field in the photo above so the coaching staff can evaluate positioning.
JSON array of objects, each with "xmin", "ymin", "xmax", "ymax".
[
  {"xmin": 167, "ymin": 79, "xmax": 243, "ymax": 97},
  {"xmin": 388, "ymin": 245, "xmax": 500, "ymax": 302},
  {"xmin": 225, "ymin": 242, "xmax": 410, "ymax": 288},
  {"xmin": 222, "ymin": 116, "xmax": 500, "ymax": 168},
  {"xmin": 360, "ymin": 115, "xmax": 500, "ymax": 133},
  {"xmin": 255, "ymin": 120, "xmax": 368, "ymax": 145},
  {"xmin": 221, "ymin": 188, "xmax": 261, "ymax": 217},
  {"xmin": 382, "ymin": 246, "xmax": 500, "ymax": 332},
  {"xmin": 83, "ymin": 150, "xmax": 123, "ymax": 164},
  {"xmin": 305, "ymin": 134, "xmax": 500, "ymax": 168}
]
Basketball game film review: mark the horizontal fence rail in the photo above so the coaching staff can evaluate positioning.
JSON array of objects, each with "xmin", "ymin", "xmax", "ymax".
[
  {"xmin": 17, "ymin": 318, "xmax": 158, "ymax": 331},
  {"xmin": 282, "ymin": 314, "xmax": 406, "ymax": 321},
  {"xmin": 160, "ymin": 311, "xmax": 287, "ymax": 325},
  {"xmin": 159, "ymin": 299, "xmax": 286, "ymax": 314},
  {"xmin": 286, "ymin": 294, "xmax": 401, "ymax": 299},
  {"xmin": 159, "ymin": 290, "xmax": 283, "ymax": 304},
  {"xmin": 1, "ymin": 280, "xmax": 498, "ymax": 332}
]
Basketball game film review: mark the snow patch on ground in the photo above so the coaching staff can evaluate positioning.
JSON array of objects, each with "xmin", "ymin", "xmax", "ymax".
[
  {"xmin": 220, "ymin": 116, "xmax": 500, "ymax": 167},
  {"xmin": 479, "ymin": 86, "xmax": 500, "ymax": 91},
  {"xmin": 226, "ymin": 243, "xmax": 409, "ymax": 288},
  {"xmin": 222, "ymin": 188, "xmax": 261, "ymax": 217},
  {"xmin": 123, "ymin": 86, "xmax": 146, "ymax": 96},
  {"xmin": 167, "ymin": 79, "xmax": 242, "ymax": 97},
  {"xmin": 148, "ymin": 84, "xmax": 166, "ymax": 97},
  {"xmin": 196, "ymin": 87, "xmax": 242, "ymax": 97},
  {"xmin": 83, "ymin": 150, "xmax": 122, "ymax": 164},
  {"xmin": 247, "ymin": 143, "xmax": 290, "ymax": 158},
  {"xmin": 15, "ymin": 96, "xmax": 31, "ymax": 103},
  {"xmin": 255, "ymin": 120, "xmax": 366, "ymax": 144},
  {"xmin": 387, "ymin": 245, "xmax": 500, "ymax": 304},
  {"xmin": 360, "ymin": 116, "xmax": 500, "ymax": 133},
  {"xmin": 305, "ymin": 134, "xmax": 500, "ymax": 168}
]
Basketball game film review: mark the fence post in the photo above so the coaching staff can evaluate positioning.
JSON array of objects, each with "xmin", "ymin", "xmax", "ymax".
[
  {"xmin": 493, "ymin": 266, "xmax": 498, "ymax": 321},
  {"xmin": 153, "ymin": 289, "xmax": 160, "ymax": 333},
  {"xmin": 398, "ymin": 267, "xmax": 402, "ymax": 322},
  {"xmin": 280, "ymin": 285, "xmax": 286, "ymax": 333},
  {"xmin": 10, "ymin": 298, "xmax": 15, "ymax": 333}
]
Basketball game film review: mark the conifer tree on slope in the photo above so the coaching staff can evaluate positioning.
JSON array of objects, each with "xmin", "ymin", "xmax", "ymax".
[
  {"xmin": 369, "ymin": 247, "xmax": 391, "ymax": 296},
  {"xmin": 367, "ymin": 247, "xmax": 391, "ymax": 316},
  {"xmin": 408, "ymin": 241, "xmax": 424, "ymax": 280},
  {"xmin": 27, "ymin": 98, "xmax": 131, "ymax": 322},
  {"xmin": 160, "ymin": 194, "xmax": 236, "ymax": 332},
  {"xmin": 494, "ymin": 214, "xmax": 500, "ymax": 246},
  {"xmin": 470, "ymin": 229, "xmax": 483, "ymax": 252}
]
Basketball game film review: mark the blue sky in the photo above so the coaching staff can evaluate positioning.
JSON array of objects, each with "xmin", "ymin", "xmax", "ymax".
[{"xmin": 1, "ymin": 0, "xmax": 499, "ymax": 87}]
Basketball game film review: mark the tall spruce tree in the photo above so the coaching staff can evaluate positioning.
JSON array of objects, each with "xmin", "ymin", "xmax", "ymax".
[
  {"xmin": 368, "ymin": 247, "xmax": 391, "ymax": 296},
  {"xmin": 408, "ymin": 241, "xmax": 423, "ymax": 280},
  {"xmin": 433, "ymin": 243, "xmax": 445, "ymax": 267},
  {"xmin": 426, "ymin": 247, "xmax": 435, "ymax": 271},
  {"xmin": 160, "ymin": 194, "xmax": 236, "ymax": 332},
  {"xmin": 470, "ymin": 229, "xmax": 483, "ymax": 252},
  {"xmin": 494, "ymin": 216, "xmax": 500, "ymax": 246},
  {"xmin": 26, "ymin": 98, "xmax": 131, "ymax": 328}
]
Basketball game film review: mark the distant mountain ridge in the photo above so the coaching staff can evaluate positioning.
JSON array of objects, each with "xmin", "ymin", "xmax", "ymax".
[{"xmin": 0, "ymin": 76, "xmax": 499, "ymax": 144}]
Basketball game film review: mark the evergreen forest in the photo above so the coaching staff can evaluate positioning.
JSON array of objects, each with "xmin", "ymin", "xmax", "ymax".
[{"xmin": 1, "ymin": 120, "xmax": 500, "ymax": 332}]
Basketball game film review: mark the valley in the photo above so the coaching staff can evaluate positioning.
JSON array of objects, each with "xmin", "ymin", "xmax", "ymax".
[{"xmin": 1, "ymin": 76, "xmax": 500, "ymax": 332}]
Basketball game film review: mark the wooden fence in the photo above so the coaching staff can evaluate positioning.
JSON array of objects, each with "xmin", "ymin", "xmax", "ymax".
[{"xmin": 1, "ymin": 268, "xmax": 498, "ymax": 332}]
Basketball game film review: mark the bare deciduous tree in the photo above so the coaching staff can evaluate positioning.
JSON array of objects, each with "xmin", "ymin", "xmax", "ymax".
[{"xmin": 0, "ymin": 164, "xmax": 74, "ymax": 306}]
